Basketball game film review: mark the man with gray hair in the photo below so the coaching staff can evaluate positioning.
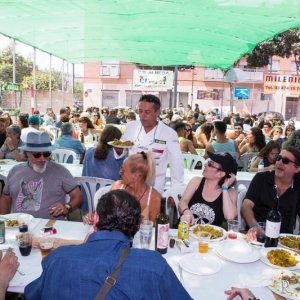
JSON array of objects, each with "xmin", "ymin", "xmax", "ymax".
[
  {"xmin": 54, "ymin": 122, "xmax": 85, "ymax": 162},
  {"xmin": 0, "ymin": 131, "xmax": 83, "ymax": 219}
]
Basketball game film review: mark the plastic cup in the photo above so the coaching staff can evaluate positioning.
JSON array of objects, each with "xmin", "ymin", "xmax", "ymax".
[
  {"xmin": 139, "ymin": 220, "xmax": 153, "ymax": 249},
  {"xmin": 17, "ymin": 214, "xmax": 29, "ymax": 232},
  {"xmin": 18, "ymin": 232, "xmax": 33, "ymax": 256},
  {"xmin": 198, "ymin": 231, "xmax": 211, "ymax": 253},
  {"xmin": 257, "ymin": 222, "xmax": 266, "ymax": 243},
  {"xmin": 227, "ymin": 220, "xmax": 240, "ymax": 240},
  {"xmin": 39, "ymin": 237, "xmax": 54, "ymax": 259}
]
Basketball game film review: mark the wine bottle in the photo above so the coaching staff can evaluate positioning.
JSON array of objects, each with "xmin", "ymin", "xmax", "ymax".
[
  {"xmin": 264, "ymin": 196, "xmax": 281, "ymax": 247},
  {"xmin": 155, "ymin": 197, "xmax": 169, "ymax": 254}
]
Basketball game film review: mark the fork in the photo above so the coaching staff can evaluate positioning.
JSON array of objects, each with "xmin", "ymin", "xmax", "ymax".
[{"xmin": 178, "ymin": 263, "xmax": 184, "ymax": 287}]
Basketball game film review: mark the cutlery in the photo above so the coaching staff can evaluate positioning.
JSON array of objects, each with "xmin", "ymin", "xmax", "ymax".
[
  {"xmin": 182, "ymin": 239, "xmax": 189, "ymax": 247},
  {"xmin": 178, "ymin": 263, "xmax": 184, "ymax": 287}
]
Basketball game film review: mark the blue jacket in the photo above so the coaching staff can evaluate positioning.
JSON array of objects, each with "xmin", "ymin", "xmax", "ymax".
[{"xmin": 24, "ymin": 230, "xmax": 192, "ymax": 300}]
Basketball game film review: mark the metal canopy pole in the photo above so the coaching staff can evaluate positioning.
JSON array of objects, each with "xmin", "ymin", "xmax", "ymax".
[{"xmin": 173, "ymin": 66, "xmax": 178, "ymax": 108}]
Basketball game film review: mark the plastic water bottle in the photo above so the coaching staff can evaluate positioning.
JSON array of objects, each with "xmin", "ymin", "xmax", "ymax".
[
  {"xmin": 74, "ymin": 154, "xmax": 80, "ymax": 165},
  {"xmin": 258, "ymin": 158, "xmax": 264, "ymax": 173}
]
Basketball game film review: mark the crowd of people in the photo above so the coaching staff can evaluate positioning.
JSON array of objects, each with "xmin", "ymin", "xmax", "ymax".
[{"xmin": 0, "ymin": 97, "xmax": 299, "ymax": 299}]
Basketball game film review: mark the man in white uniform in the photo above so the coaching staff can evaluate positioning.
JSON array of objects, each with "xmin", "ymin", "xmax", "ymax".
[{"xmin": 122, "ymin": 94, "xmax": 184, "ymax": 194}]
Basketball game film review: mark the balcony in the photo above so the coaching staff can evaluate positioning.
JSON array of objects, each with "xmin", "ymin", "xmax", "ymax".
[{"xmin": 204, "ymin": 68, "xmax": 264, "ymax": 82}]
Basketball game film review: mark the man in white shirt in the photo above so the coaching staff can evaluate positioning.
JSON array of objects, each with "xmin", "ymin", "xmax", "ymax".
[
  {"xmin": 20, "ymin": 116, "xmax": 40, "ymax": 142},
  {"xmin": 122, "ymin": 95, "xmax": 184, "ymax": 194}
]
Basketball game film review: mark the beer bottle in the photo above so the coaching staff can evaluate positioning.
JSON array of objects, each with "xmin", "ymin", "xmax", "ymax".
[
  {"xmin": 80, "ymin": 132, "xmax": 84, "ymax": 143},
  {"xmin": 155, "ymin": 197, "xmax": 169, "ymax": 254}
]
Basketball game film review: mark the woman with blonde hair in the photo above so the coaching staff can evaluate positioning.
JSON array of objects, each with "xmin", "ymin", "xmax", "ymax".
[{"xmin": 110, "ymin": 151, "xmax": 161, "ymax": 225}]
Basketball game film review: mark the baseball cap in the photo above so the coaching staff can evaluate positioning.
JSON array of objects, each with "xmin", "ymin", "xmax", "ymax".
[
  {"xmin": 207, "ymin": 151, "xmax": 237, "ymax": 178},
  {"xmin": 28, "ymin": 116, "xmax": 40, "ymax": 125},
  {"xmin": 171, "ymin": 115, "xmax": 182, "ymax": 122}
]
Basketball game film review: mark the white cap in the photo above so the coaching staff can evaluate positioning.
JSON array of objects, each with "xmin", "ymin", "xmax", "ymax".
[{"xmin": 171, "ymin": 115, "xmax": 182, "ymax": 122}]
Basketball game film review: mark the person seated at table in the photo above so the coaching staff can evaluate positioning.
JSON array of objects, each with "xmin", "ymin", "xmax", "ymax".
[
  {"xmin": 262, "ymin": 121, "xmax": 272, "ymax": 135},
  {"xmin": 195, "ymin": 122, "xmax": 214, "ymax": 149},
  {"xmin": 185, "ymin": 123, "xmax": 198, "ymax": 148},
  {"xmin": 283, "ymin": 129, "xmax": 300, "ymax": 149},
  {"xmin": 20, "ymin": 116, "xmax": 40, "ymax": 143},
  {"xmin": 110, "ymin": 152, "xmax": 161, "ymax": 225},
  {"xmin": 84, "ymin": 151, "xmax": 161, "ymax": 226},
  {"xmin": 43, "ymin": 110, "xmax": 58, "ymax": 127},
  {"xmin": 242, "ymin": 146, "xmax": 300, "ymax": 240},
  {"xmin": 82, "ymin": 125, "xmax": 124, "ymax": 181},
  {"xmin": 174, "ymin": 122, "xmax": 198, "ymax": 154},
  {"xmin": 0, "ymin": 119, "xmax": 6, "ymax": 148},
  {"xmin": 125, "ymin": 111, "xmax": 136, "ymax": 123},
  {"xmin": 224, "ymin": 287, "xmax": 259, "ymax": 300},
  {"xmin": 249, "ymin": 141, "xmax": 280, "ymax": 172},
  {"xmin": 0, "ymin": 248, "xmax": 19, "ymax": 299},
  {"xmin": 54, "ymin": 122, "xmax": 85, "ymax": 163},
  {"xmin": 238, "ymin": 127, "xmax": 266, "ymax": 156},
  {"xmin": 226, "ymin": 121, "xmax": 246, "ymax": 147},
  {"xmin": 16, "ymin": 113, "xmax": 28, "ymax": 130},
  {"xmin": 106, "ymin": 109, "xmax": 121, "ymax": 125},
  {"xmin": 55, "ymin": 113, "xmax": 69, "ymax": 129},
  {"xmin": 204, "ymin": 121, "xmax": 239, "ymax": 159},
  {"xmin": 0, "ymin": 124, "xmax": 26, "ymax": 161},
  {"xmin": 0, "ymin": 131, "xmax": 83, "ymax": 219},
  {"xmin": 265, "ymin": 125, "xmax": 283, "ymax": 144},
  {"xmin": 78, "ymin": 116, "xmax": 102, "ymax": 142},
  {"xmin": 179, "ymin": 152, "xmax": 238, "ymax": 227},
  {"xmin": 24, "ymin": 190, "xmax": 192, "ymax": 300}
]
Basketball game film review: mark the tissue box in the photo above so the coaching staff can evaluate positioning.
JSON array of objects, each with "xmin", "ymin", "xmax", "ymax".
[
  {"xmin": 176, "ymin": 239, "xmax": 193, "ymax": 253},
  {"xmin": 40, "ymin": 227, "xmax": 57, "ymax": 236}
]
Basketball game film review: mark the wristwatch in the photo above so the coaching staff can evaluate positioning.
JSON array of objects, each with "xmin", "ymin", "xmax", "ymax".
[{"xmin": 64, "ymin": 203, "xmax": 72, "ymax": 213}]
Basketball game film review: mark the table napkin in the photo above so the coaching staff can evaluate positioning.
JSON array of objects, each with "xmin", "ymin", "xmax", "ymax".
[{"xmin": 240, "ymin": 273, "xmax": 274, "ymax": 287}]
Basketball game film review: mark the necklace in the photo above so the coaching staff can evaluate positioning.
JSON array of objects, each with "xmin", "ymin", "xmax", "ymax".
[{"xmin": 138, "ymin": 185, "xmax": 148, "ymax": 202}]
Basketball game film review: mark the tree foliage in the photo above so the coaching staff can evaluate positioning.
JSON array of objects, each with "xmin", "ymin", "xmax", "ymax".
[
  {"xmin": 72, "ymin": 82, "xmax": 83, "ymax": 101},
  {"xmin": 0, "ymin": 43, "xmax": 32, "ymax": 83},
  {"xmin": 247, "ymin": 28, "xmax": 300, "ymax": 74}
]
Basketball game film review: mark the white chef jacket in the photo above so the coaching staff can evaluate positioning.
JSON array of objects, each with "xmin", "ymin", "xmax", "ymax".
[{"xmin": 122, "ymin": 120, "xmax": 184, "ymax": 194}]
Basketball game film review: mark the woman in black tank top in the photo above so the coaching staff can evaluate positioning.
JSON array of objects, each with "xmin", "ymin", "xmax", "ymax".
[{"xmin": 178, "ymin": 151, "xmax": 238, "ymax": 226}]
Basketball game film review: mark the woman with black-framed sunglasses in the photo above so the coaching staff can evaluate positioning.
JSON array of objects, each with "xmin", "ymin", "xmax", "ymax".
[{"xmin": 179, "ymin": 151, "xmax": 238, "ymax": 227}]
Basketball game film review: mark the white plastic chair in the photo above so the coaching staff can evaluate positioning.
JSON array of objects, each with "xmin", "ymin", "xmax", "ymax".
[
  {"xmin": 182, "ymin": 153, "xmax": 206, "ymax": 170},
  {"xmin": 234, "ymin": 179, "xmax": 251, "ymax": 193},
  {"xmin": 46, "ymin": 126, "xmax": 61, "ymax": 142},
  {"xmin": 241, "ymin": 152, "xmax": 257, "ymax": 172},
  {"xmin": 162, "ymin": 185, "xmax": 187, "ymax": 226},
  {"xmin": 93, "ymin": 185, "xmax": 112, "ymax": 210},
  {"xmin": 237, "ymin": 189, "xmax": 247, "ymax": 231},
  {"xmin": 52, "ymin": 148, "xmax": 77, "ymax": 164},
  {"xmin": 74, "ymin": 177, "xmax": 114, "ymax": 212}
]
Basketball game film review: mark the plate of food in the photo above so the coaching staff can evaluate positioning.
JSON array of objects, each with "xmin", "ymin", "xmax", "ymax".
[
  {"xmin": 0, "ymin": 213, "xmax": 34, "ymax": 229},
  {"xmin": 107, "ymin": 139, "xmax": 135, "ymax": 149},
  {"xmin": 269, "ymin": 269, "xmax": 300, "ymax": 300},
  {"xmin": 279, "ymin": 234, "xmax": 300, "ymax": 251},
  {"xmin": 179, "ymin": 253, "xmax": 222, "ymax": 276},
  {"xmin": 0, "ymin": 159, "xmax": 12, "ymax": 165},
  {"xmin": 189, "ymin": 224, "xmax": 227, "ymax": 242},
  {"xmin": 260, "ymin": 247, "xmax": 300, "ymax": 270}
]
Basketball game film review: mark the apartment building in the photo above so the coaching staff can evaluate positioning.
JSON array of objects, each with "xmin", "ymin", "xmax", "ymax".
[{"xmin": 83, "ymin": 57, "xmax": 300, "ymax": 119}]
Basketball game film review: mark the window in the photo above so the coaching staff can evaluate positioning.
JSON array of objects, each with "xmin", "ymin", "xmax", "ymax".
[
  {"xmin": 291, "ymin": 61, "xmax": 300, "ymax": 74},
  {"xmin": 268, "ymin": 60, "xmax": 279, "ymax": 73}
]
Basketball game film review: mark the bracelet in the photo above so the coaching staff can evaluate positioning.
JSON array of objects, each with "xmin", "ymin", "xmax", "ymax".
[
  {"xmin": 221, "ymin": 186, "xmax": 228, "ymax": 191},
  {"xmin": 0, "ymin": 149, "xmax": 5, "ymax": 153},
  {"xmin": 250, "ymin": 223, "xmax": 258, "ymax": 229},
  {"xmin": 10, "ymin": 148, "xmax": 15, "ymax": 152},
  {"xmin": 181, "ymin": 208, "xmax": 190, "ymax": 215}
]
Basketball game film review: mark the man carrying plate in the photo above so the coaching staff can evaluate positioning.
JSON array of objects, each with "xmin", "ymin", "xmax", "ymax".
[
  {"xmin": 122, "ymin": 94, "xmax": 184, "ymax": 194},
  {"xmin": 0, "ymin": 131, "xmax": 83, "ymax": 219}
]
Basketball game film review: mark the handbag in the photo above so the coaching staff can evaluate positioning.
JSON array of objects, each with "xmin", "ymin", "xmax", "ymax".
[{"xmin": 94, "ymin": 246, "xmax": 130, "ymax": 300}]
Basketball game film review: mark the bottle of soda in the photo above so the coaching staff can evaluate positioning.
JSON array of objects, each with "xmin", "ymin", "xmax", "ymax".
[{"xmin": 80, "ymin": 132, "xmax": 84, "ymax": 144}]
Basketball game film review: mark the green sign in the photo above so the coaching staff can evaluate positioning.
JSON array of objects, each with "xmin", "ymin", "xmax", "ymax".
[{"xmin": 2, "ymin": 82, "xmax": 23, "ymax": 92}]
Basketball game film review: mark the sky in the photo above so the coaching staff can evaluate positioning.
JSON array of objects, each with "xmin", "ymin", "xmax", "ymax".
[{"xmin": 0, "ymin": 34, "xmax": 84, "ymax": 77}]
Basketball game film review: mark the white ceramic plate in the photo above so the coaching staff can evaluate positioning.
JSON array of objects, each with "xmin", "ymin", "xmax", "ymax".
[
  {"xmin": 269, "ymin": 269, "xmax": 300, "ymax": 300},
  {"xmin": 260, "ymin": 247, "xmax": 300, "ymax": 270},
  {"xmin": 0, "ymin": 213, "xmax": 34, "ymax": 229},
  {"xmin": 278, "ymin": 234, "xmax": 300, "ymax": 252},
  {"xmin": 179, "ymin": 253, "xmax": 222, "ymax": 276},
  {"xmin": 215, "ymin": 240, "xmax": 260, "ymax": 263},
  {"xmin": 189, "ymin": 224, "xmax": 227, "ymax": 242},
  {"xmin": 107, "ymin": 141, "xmax": 134, "ymax": 149},
  {"xmin": 0, "ymin": 159, "xmax": 13, "ymax": 165}
]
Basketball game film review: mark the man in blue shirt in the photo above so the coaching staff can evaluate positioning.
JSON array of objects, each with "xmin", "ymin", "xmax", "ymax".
[
  {"xmin": 54, "ymin": 122, "xmax": 85, "ymax": 162},
  {"xmin": 24, "ymin": 190, "xmax": 192, "ymax": 300}
]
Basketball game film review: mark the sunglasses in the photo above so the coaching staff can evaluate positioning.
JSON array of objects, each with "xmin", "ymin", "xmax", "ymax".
[
  {"xmin": 30, "ymin": 152, "xmax": 52, "ymax": 158},
  {"xmin": 276, "ymin": 155, "xmax": 296, "ymax": 165},
  {"xmin": 74, "ymin": 113, "xmax": 80, "ymax": 117},
  {"xmin": 207, "ymin": 160, "xmax": 223, "ymax": 172}
]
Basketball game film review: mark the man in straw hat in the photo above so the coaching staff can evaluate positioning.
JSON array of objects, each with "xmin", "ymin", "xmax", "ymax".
[{"xmin": 0, "ymin": 131, "xmax": 83, "ymax": 219}]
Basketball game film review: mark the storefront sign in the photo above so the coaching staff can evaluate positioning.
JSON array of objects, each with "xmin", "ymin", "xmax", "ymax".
[
  {"xmin": 1, "ymin": 82, "xmax": 23, "ymax": 92},
  {"xmin": 264, "ymin": 74, "xmax": 300, "ymax": 95},
  {"xmin": 133, "ymin": 70, "xmax": 173, "ymax": 90}
]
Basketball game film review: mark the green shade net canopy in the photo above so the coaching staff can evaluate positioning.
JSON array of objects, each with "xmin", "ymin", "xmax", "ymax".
[{"xmin": 0, "ymin": 0, "xmax": 300, "ymax": 69}]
